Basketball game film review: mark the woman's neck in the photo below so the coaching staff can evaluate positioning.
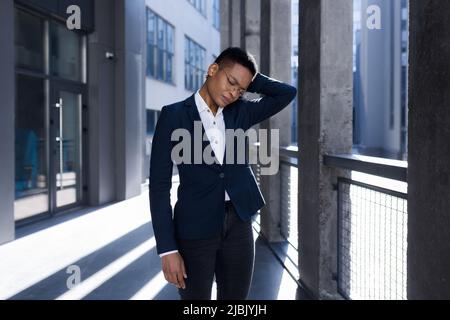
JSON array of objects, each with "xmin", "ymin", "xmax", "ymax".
[{"xmin": 199, "ymin": 85, "xmax": 219, "ymax": 116}]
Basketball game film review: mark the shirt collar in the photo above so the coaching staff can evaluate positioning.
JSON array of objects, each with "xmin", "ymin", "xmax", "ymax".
[{"xmin": 195, "ymin": 90, "xmax": 223, "ymax": 116}]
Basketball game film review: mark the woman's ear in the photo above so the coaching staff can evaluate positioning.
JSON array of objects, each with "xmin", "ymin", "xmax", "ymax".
[{"xmin": 208, "ymin": 63, "xmax": 220, "ymax": 77}]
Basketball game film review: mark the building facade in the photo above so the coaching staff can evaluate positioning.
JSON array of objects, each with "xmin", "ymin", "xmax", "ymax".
[
  {"xmin": 0, "ymin": 0, "xmax": 221, "ymax": 246},
  {"xmin": 0, "ymin": 0, "xmax": 147, "ymax": 245},
  {"xmin": 143, "ymin": 0, "xmax": 221, "ymax": 177}
]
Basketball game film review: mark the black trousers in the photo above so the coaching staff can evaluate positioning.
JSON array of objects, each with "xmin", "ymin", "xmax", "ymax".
[{"xmin": 177, "ymin": 201, "xmax": 255, "ymax": 300}]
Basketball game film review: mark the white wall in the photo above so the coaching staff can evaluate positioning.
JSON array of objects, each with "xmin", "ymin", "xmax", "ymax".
[{"xmin": 145, "ymin": 0, "xmax": 221, "ymax": 110}]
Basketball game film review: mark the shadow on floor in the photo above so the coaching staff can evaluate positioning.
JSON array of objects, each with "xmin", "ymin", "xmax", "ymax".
[
  {"xmin": 8, "ymin": 206, "xmax": 309, "ymax": 300},
  {"xmin": 9, "ymin": 222, "xmax": 156, "ymax": 300}
]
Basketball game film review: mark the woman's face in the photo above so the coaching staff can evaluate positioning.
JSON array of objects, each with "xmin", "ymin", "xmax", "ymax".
[{"xmin": 206, "ymin": 62, "xmax": 254, "ymax": 108}]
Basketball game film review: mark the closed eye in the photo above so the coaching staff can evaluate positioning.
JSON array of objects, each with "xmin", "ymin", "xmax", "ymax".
[{"xmin": 224, "ymin": 71, "xmax": 246, "ymax": 95}]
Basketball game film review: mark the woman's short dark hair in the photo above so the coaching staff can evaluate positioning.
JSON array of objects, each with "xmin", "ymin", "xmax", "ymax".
[{"xmin": 214, "ymin": 47, "xmax": 258, "ymax": 76}]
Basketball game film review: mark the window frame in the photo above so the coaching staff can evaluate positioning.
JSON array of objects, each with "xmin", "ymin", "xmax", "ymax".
[
  {"xmin": 146, "ymin": 8, "xmax": 175, "ymax": 85},
  {"xmin": 184, "ymin": 36, "xmax": 206, "ymax": 92}
]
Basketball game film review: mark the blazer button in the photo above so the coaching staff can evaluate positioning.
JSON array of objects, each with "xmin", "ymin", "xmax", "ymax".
[{"xmin": 219, "ymin": 173, "xmax": 225, "ymax": 179}]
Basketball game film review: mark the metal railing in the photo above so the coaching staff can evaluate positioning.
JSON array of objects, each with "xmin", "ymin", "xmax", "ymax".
[
  {"xmin": 252, "ymin": 147, "xmax": 299, "ymax": 282},
  {"xmin": 279, "ymin": 148, "xmax": 298, "ymax": 250},
  {"xmin": 324, "ymin": 154, "xmax": 408, "ymax": 300}
]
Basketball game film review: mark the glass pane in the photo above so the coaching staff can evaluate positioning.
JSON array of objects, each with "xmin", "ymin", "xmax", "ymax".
[
  {"xmin": 185, "ymin": 63, "xmax": 189, "ymax": 90},
  {"xmin": 185, "ymin": 37, "xmax": 189, "ymax": 63},
  {"xmin": 148, "ymin": 10, "xmax": 155, "ymax": 45},
  {"xmin": 194, "ymin": 67, "xmax": 199, "ymax": 90},
  {"xmin": 166, "ymin": 54, "xmax": 173, "ymax": 83},
  {"xmin": 189, "ymin": 40, "xmax": 195, "ymax": 64},
  {"xmin": 15, "ymin": 75, "xmax": 48, "ymax": 221},
  {"xmin": 157, "ymin": 17, "xmax": 164, "ymax": 50},
  {"xmin": 164, "ymin": 23, "xmax": 168, "ymax": 52},
  {"xmin": 157, "ymin": 48, "xmax": 164, "ymax": 79},
  {"xmin": 15, "ymin": 10, "xmax": 44, "ymax": 72},
  {"xmin": 200, "ymin": 48, "xmax": 205, "ymax": 70},
  {"xmin": 189, "ymin": 65, "xmax": 193, "ymax": 90},
  {"xmin": 56, "ymin": 91, "xmax": 82, "ymax": 208},
  {"xmin": 195, "ymin": 45, "xmax": 199, "ymax": 68},
  {"xmin": 50, "ymin": 23, "xmax": 81, "ymax": 81},
  {"xmin": 167, "ymin": 25, "xmax": 173, "ymax": 53},
  {"xmin": 147, "ymin": 44, "xmax": 155, "ymax": 77},
  {"xmin": 202, "ymin": 0, "xmax": 206, "ymax": 15}
]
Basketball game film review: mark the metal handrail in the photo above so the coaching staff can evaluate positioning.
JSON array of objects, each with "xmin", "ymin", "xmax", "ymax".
[{"xmin": 323, "ymin": 154, "xmax": 407, "ymax": 182}]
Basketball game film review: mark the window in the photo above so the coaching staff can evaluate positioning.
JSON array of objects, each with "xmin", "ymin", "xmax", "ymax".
[
  {"xmin": 15, "ymin": 10, "xmax": 44, "ymax": 72},
  {"xmin": 147, "ymin": 9, "xmax": 174, "ymax": 83},
  {"xmin": 50, "ymin": 22, "xmax": 82, "ymax": 82},
  {"xmin": 146, "ymin": 110, "xmax": 161, "ymax": 136},
  {"xmin": 213, "ymin": 0, "xmax": 220, "ymax": 30},
  {"xmin": 185, "ymin": 36, "xmax": 206, "ymax": 92},
  {"xmin": 187, "ymin": 0, "xmax": 207, "ymax": 16}
]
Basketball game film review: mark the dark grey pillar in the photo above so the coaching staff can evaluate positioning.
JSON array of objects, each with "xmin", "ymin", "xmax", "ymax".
[
  {"xmin": 0, "ymin": 0, "xmax": 15, "ymax": 245},
  {"xmin": 220, "ymin": 0, "xmax": 243, "ymax": 48},
  {"xmin": 298, "ymin": 0, "xmax": 353, "ymax": 298},
  {"xmin": 114, "ymin": 0, "xmax": 146, "ymax": 200},
  {"xmin": 231, "ymin": 0, "xmax": 243, "ymax": 47},
  {"xmin": 407, "ymin": 0, "xmax": 450, "ymax": 300},
  {"xmin": 220, "ymin": 0, "xmax": 231, "ymax": 49},
  {"xmin": 259, "ymin": 0, "xmax": 293, "ymax": 242},
  {"xmin": 243, "ymin": 0, "xmax": 261, "ymax": 64},
  {"xmin": 87, "ymin": 0, "xmax": 117, "ymax": 205}
]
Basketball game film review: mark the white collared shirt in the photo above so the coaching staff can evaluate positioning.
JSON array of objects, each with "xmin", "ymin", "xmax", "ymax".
[{"xmin": 194, "ymin": 90, "xmax": 230, "ymax": 201}]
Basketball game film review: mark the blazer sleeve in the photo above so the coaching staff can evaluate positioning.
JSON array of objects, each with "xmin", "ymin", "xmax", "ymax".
[
  {"xmin": 149, "ymin": 106, "xmax": 178, "ymax": 255},
  {"xmin": 240, "ymin": 73, "xmax": 298, "ymax": 129}
]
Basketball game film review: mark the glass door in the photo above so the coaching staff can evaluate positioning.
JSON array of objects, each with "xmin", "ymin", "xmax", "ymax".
[
  {"xmin": 50, "ymin": 84, "xmax": 85, "ymax": 211},
  {"xmin": 14, "ymin": 74, "xmax": 49, "ymax": 221},
  {"xmin": 14, "ymin": 7, "xmax": 87, "ymax": 223}
]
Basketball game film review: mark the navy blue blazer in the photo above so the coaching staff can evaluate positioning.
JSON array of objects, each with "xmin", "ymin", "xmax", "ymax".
[{"xmin": 149, "ymin": 73, "xmax": 297, "ymax": 254}]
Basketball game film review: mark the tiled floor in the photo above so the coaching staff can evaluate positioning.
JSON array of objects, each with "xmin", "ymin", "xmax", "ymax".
[{"xmin": 0, "ymin": 187, "xmax": 306, "ymax": 300}]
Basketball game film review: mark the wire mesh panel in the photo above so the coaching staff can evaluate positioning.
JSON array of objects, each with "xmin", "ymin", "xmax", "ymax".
[
  {"xmin": 280, "ymin": 161, "xmax": 298, "ymax": 250},
  {"xmin": 252, "ymin": 158, "xmax": 299, "ymax": 281},
  {"xmin": 338, "ymin": 178, "xmax": 408, "ymax": 300},
  {"xmin": 252, "ymin": 159, "xmax": 298, "ymax": 250}
]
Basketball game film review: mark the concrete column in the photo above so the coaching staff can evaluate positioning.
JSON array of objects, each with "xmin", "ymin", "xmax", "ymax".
[
  {"xmin": 407, "ymin": 0, "xmax": 450, "ymax": 300},
  {"xmin": 114, "ymin": 0, "xmax": 146, "ymax": 200},
  {"xmin": 231, "ymin": 0, "xmax": 243, "ymax": 47},
  {"xmin": 87, "ymin": 0, "xmax": 117, "ymax": 205},
  {"xmin": 220, "ymin": 0, "xmax": 231, "ymax": 49},
  {"xmin": 0, "ymin": 0, "xmax": 15, "ymax": 245},
  {"xmin": 243, "ymin": 0, "xmax": 261, "ymax": 65},
  {"xmin": 258, "ymin": 0, "xmax": 293, "ymax": 242},
  {"xmin": 220, "ymin": 0, "xmax": 243, "ymax": 49},
  {"xmin": 221, "ymin": 0, "xmax": 295, "ymax": 243},
  {"xmin": 298, "ymin": 0, "xmax": 353, "ymax": 298}
]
